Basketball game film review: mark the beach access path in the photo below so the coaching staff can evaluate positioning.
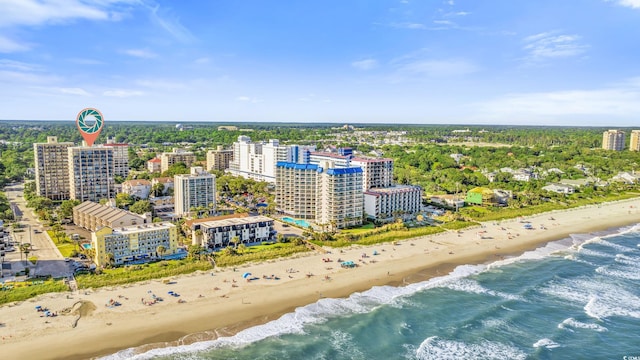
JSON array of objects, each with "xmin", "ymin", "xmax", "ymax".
[{"xmin": 1, "ymin": 197, "xmax": 640, "ymax": 360}]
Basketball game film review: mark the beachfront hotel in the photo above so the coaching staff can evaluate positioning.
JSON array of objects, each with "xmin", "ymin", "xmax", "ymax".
[
  {"xmin": 364, "ymin": 185, "xmax": 422, "ymax": 222},
  {"xmin": 229, "ymin": 136, "xmax": 315, "ymax": 183},
  {"xmin": 92, "ymin": 222, "xmax": 178, "ymax": 266},
  {"xmin": 160, "ymin": 148, "xmax": 197, "ymax": 173},
  {"xmin": 174, "ymin": 166, "xmax": 216, "ymax": 217},
  {"xmin": 206, "ymin": 145, "xmax": 234, "ymax": 171},
  {"xmin": 189, "ymin": 215, "xmax": 275, "ymax": 249},
  {"xmin": 602, "ymin": 129, "xmax": 626, "ymax": 151},
  {"xmin": 33, "ymin": 136, "xmax": 74, "ymax": 201},
  {"xmin": 630, "ymin": 130, "xmax": 640, "ymax": 151},
  {"xmin": 276, "ymin": 160, "xmax": 364, "ymax": 229},
  {"xmin": 68, "ymin": 145, "xmax": 116, "ymax": 202}
]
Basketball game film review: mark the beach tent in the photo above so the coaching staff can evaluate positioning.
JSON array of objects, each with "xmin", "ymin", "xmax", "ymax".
[{"xmin": 242, "ymin": 272, "xmax": 252, "ymax": 279}]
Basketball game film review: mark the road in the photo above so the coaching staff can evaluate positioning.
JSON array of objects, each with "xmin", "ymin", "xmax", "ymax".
[{"xmin": 4, "ymin": 183, "xmax": 72, "ymax": 278}]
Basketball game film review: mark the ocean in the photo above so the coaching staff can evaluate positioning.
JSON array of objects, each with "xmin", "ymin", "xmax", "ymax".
[{"xmin": 104, "ymin": 224, "xmax": 640, "ymax": 360}]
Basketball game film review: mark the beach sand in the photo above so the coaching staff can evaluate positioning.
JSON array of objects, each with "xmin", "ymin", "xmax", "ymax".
[{"xmin": 2, "ymin": 198, "xmax": 639, "ymax": 359}]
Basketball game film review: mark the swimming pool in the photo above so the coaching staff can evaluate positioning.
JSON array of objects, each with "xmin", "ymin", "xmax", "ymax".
[
  {"xmin": 281, "ymin": 217, "xmax": 312, "ymax": 228},
  {"xmin": 82, "ymin": 243, "xmax": 92, "ymax": 250}
]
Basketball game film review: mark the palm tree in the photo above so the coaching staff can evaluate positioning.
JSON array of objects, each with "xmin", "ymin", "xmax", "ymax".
[
  {"xmin": 106, "ymin": 252, "xmax": 115, "ymax": 268},
  {"xmin": 237, "ymin": 243, "xmax": 246, "ymax": 254},
  {"xmin": 19, "ymin": 243, "xmax": 31, "ymax": 265},
  {"xmin": 156, "ymin": 245, "xmax": 167, "ymax": 260},
  {"xmin": 230, "ymin": 235, "xmax": 240, "ymax": 248}
]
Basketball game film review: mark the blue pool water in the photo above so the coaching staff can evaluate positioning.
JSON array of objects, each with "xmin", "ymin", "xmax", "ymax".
[
  {"xmin": 281, "ymin": 217, "xmax": 311, "ymax": 228},
  {"xmin": 82, "ymin": 243, "xmax": 92, "ymax": 250}
]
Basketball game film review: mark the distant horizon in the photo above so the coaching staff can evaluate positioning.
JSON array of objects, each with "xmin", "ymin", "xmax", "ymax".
[
  {"xmin": 0, "ymin": 118, "xmax": 635, "ymax": 129},
  {"xmin": 1, "ymin": 1, "xmax": 639, "ymax": 126}
]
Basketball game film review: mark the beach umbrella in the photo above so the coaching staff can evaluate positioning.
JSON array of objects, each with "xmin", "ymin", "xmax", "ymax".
[
  {"xmin": 35, "ymin": 305, "xmax": 42, "ymax": 310},
  {"xmin": 242, "ymin": 272, "xmax": 252, "ymax": 279}
]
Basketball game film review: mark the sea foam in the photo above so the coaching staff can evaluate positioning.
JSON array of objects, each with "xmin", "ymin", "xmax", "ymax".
[{"xmin": 413, "ymin": 336, "xmax": 527, "ymax": 360}]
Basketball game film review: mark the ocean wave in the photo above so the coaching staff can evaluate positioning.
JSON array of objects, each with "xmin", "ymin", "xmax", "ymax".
[
  {"xmin": 596, "ymin": 239, "xmax": 637, "ymax": 253},
  {"xmin": 440, "ymin": 278, "xmax": 523, "ymax": 301},
  {"xmin": 533, "ymin": 338, "xmax": 560, "ymax": 349},
  {"xmin": 329, "ymin": 330, "xmax": 365, "ymax": 360},
  {"xmin": 412, "ymin": 336, "xmax": 527, "ymax": 360},
  {"xmin": 595, "ymin": 266, "xmax": 640, "ymax": 281},
  {"xmin": 541, "ymin": 278, "xmax": 640, "ymax": 320},
  {"xmin": 557, "ymin": 317, "xmax": 607, "ymax": 332}
]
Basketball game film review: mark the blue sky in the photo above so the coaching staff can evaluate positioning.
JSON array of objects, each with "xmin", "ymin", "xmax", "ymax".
[{"xmin": 1, "ymin": 0, "xmax": 640, "ymax": 125}]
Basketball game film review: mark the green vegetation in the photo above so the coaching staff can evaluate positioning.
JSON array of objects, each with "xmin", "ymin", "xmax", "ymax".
[
  {"xmin": 76, "ymin": 260, "xmax": 214, "ymax": 289},
  {"xmin": 47, "ymin": 230, "xmax": 76, "ymax": 257},
  {"xmin": 0, "ymin": 279, "xmax": 68, "ymax": 305},
  {"xmin": 213, "ymin": 243, "xmax": 309, "ymax": 267}
]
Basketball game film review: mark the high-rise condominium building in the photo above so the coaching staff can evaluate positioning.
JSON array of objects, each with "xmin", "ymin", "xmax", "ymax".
[
  {"xmin": 160, "ymin": 148, "xmax": 197, "ymax": 173},
  {"xmin": 33, "ymin": 136, "xmax": 73, "ymax": 201},
  {"xmin": 630, "ymin": 130, "xmax": 640, "ymax": 151},
  {"xmin": 206, "ymin": 145, "xmax": 234, "ymax": 171},
  {"xmin": 276, "ymin": 161, "xmax": 363, "ymax": 230},
  {"xmin": 602, "ymin": 130, "xmax": 626, "ymax": 151},
  {"xmin": 309, "ymin": 152, "xmax": 394, "ymax": 191},
  {"xmin": 104, "ymin": 138, "xmax": 129, "ymax": 177},
  {"xmin": 364, "ymin": 185, "xmax": 423, "ymax": 221},
  {"xmin": 229, "ymin": 136, "xmax": 315, "ymax": 183},
  {"xmin": 68, "ymin": 146, "xmax": 115, "ymax": 202},
  {"xmin": 174, "ymin": 167, "xmax": 216, "ymax": 217}
]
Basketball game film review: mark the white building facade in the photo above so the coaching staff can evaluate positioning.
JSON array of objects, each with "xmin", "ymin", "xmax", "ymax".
[
  {"xmin": 364, "ymin": 185, "xmax": 422, "ymax": 221},
  {"xmin": 174, "ymin": 167, "xmax": 216, "ymax": 217}
]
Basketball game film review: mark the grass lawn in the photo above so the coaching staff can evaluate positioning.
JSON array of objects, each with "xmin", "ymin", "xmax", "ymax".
[
  {"xmin": 0, "ymin": 279, "xmax": 69, "ymax": 305},
  {"xmin": 341, "ymin": 223, "xmax": 376, "ymax": 235},
  {"xmin": 47, "ymin": 230, "xmax": 75, "ymax": 257}
]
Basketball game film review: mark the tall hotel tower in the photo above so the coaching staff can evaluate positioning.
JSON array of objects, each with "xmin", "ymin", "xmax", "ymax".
[
  {"xmin": 174, "ymin": 167, "xmax": 216, "ymax": 217},
  {"xmin": 630, "ymin": 130, "xmax": 640, "ymax": 152},
  {"xmin": 68, "ymin": 145, "xmax": 115, "ymax": 202},
  {"xmin": 602, "ymin": 130, "xmax": 626, "ymax": 151},
  {"xmin": 34, "ymin": 136, "xmax": 74, "ymax": 201}
]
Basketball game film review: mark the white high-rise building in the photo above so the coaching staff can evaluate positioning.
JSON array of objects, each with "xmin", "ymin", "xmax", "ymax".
[
  {"xmin": 364, "ymin": 185, "xmax": 422, "ymax": 221},
  {"xmin": 68, "ymin": 146, "xmax": 116, "ymax": 202},
  {"xmin": 309, "ymin": 152, "xmax": 394, "ymax": 191},
  {"xmin": 174, "ymin": 167, "xmax": 216, "ymax": 217},
  {"xmin": 275, "ymin": 160, "xmax": 363, "ymax": 230},
  {"xmin": 34, "ymin": 136, "xmax": 74, "ymax": 201},
  {"xmin": 229, "ymin": 136, "xmax": 314, "ymax": 183},
  {"xmin": 602, "ymin": 130, "xmax": 626, "ymax": 151}
]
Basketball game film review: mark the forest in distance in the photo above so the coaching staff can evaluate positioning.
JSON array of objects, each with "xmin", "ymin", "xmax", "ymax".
[{"xmin": 0, "ymin": 120, "xmax": 639, "ymax": 215}]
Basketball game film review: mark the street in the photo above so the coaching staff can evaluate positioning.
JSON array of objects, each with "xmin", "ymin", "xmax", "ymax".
[{"xmin": 3, "ymin": 183, "xmax": 71, "ymax": 279}]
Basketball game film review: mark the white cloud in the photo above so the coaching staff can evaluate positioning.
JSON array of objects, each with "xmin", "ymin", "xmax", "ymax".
[
  {"xmin": 148, "ymin": 4, "xmax": 194, "ymax": 42},
  {"xmin": 472, "ymin": 79, "xmax": 640, "ymax": 121},
  {"xmin": 122, "ymin": 49, "xmax": 157, "ymax": 59},
  {"xmin": 0, "ymin": 59, "xmax": 42, "ymax": 72},
  {"xmin": 0, "ymin": 35, "xmax": 31, "ymax": 52},
  {"xmin": 194, "ymin": 57, "xmax": 210, "ymax": 64},
  {"xmin": 103, "ymin": 89, "xmax": 144, "ymax": 97},
  {"xmin": 235, "ymin": 96, "xmax": 262, "ymax": 103},
  {"xmin": 58, "ymin": 87, "xmax": 91, "ymax": 96},
  {"xmin": 351, "ymin": 59, "xmax": 379, "ymax": 71},
  {"xmin": 395, "ymin": 58, "xmax": 478, "ymax": 77},
  {"xmin": 615, "ymin": 0, "xmax": 640, "ymax": 8},
  {"xmin": 0, "ymin": 0, "xmax": 136, "ymax": 28},
  {"xmin": 136, "ymin": 79, "xmax": 187, "ymax": 90},
  {"xmin": 389, "ymin": 22, "xmax": 426, "ymax": 30},
  {"xmin": 523, "ymin": 32, "xmax": 588, "ymax": 62}
]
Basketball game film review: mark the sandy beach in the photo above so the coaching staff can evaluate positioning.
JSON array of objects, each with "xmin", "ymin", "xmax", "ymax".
[{"xmin": 2, "ymin": 198, "xmax": 640, "ymax": 359}]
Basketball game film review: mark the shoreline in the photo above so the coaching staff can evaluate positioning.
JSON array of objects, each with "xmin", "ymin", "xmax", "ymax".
[{"xmin": 1, "ymin": 198, "xmax": 639, "ymax": 360}]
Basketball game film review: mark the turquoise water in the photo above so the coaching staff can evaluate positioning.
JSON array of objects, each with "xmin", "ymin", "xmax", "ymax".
[
  {"xmin": 82, "ymin": 243, "xmax": 92, "ymax": 250},
  {"xmin": 281, "ymin": 217, "xmax": 311, "ymax": 228},
  {"xmin": 103, "ymin": 224, "xmax": 640, "ymax": 360}
]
